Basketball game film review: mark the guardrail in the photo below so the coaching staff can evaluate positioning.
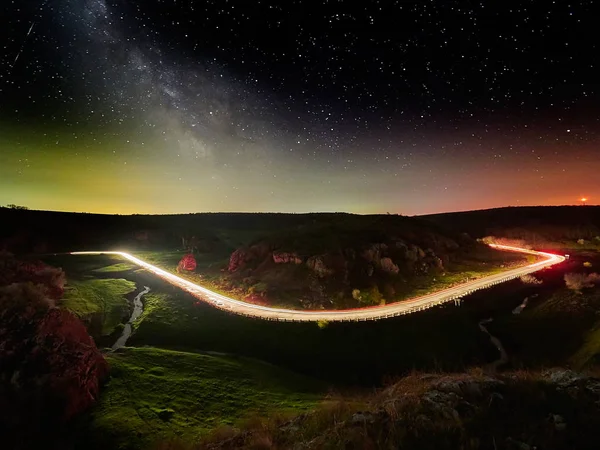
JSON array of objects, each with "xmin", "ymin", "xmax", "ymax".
[{"xmin": 71, "ymin": 245, "xmax": 565, "ymax": 323}]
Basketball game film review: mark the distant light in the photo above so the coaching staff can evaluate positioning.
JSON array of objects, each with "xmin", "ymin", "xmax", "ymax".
[{"xmin": 581, "ymin": 197, "xmax": 588, "ymax": 204}]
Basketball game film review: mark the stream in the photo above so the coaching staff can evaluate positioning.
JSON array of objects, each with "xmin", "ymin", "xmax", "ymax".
[
  {"xmin": 478, "ymin": 294, "xmax": 537, "ymax": 370},
  {"xmin": 478, "ymin": 318, "xmax": 509, "ymax": 371},
  {"xmin": 112, "ymin": 286, "xmax": 150, "ymax": 350}
]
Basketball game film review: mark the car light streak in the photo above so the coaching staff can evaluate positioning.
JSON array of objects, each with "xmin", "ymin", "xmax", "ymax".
[{"xmin": 70, "ymin": 245, "xmax": 565, "ymax": 322}]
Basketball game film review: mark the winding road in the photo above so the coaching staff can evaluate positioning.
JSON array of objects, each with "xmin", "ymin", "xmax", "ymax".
[{"xmin": 71, "ymin": 244, "xmax": 565, "ymax": 323}]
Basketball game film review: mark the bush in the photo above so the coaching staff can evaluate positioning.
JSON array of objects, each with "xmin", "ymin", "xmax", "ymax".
[
  {"xmin": 564, "ymin": 272, "xmax": 600, "ymax": 291},
  {"xmin": 0, "ymin": 255, "xmax": 108, "ymax": 448}
]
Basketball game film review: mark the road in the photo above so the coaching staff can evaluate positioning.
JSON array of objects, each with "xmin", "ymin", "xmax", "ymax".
[{"xmin": 71, "ymin": 244, "xmax": 565, "ymax": 323}]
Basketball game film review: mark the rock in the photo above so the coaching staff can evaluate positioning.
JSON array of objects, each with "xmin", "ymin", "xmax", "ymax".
[
  {"xmin": 542, "ymin": 369, "xmax": 585, "ymax": 387},
  {"xmin": 422, "ymin": 390, "xmax": 461, "ymax": 419},
  {"xmin": 351, "ymin": 411, "xmax": 377, "ymax": 424},
  {"xmin": 228, "ymin": 248, "xmax": 251, "ymax": 272},
  {"xmin": 380, "ymin": 257, "xmax": 400, "ymax": 275},
  {"xmin": 431, "ymin": 376, "xmax": 504, "ymax": 398},
  {"xmin": 272, "ymin": 252, "xmax": 302, "ymax": 264}
]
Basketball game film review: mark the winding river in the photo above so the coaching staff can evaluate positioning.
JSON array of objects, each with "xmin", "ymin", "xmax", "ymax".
[
  {"xmin": 478, "ymin": 318, "xmax": 509, "ymax": 371},
  {"xmin": 112, "ymin": 286, "xmax": 150, "ymax": 350}
]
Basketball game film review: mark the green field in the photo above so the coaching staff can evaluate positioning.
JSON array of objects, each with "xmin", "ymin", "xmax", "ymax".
[
  {"xmin": 50, "ymin": 250, "xmax": 597, "ymax": 450},
  {"xmin": 87, "ymin": 347, "xmax": 325, "ymax": 450},
  {"xmin": 62, "ymin": 278, "xmax": 136, "ymax": 336}
]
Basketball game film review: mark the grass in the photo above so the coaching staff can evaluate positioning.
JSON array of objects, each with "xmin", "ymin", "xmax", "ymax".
[
  {"xmin": 87, "ymin": 347, "xmax": 325, "ymax": 450},
  {"xmin": 128, "ymin": 274, "xmax": 518, "ymax": 386},
  {"xmin": 191, "ymin": 369, "xmax": 600, "ymax": 450},
  {"xmin": 93, "ymin": 262, "xmax": 137, "ymax": 273},
  {"xmin": 62, "ymin": 278, "xmax": 136, "ymax": 336}
]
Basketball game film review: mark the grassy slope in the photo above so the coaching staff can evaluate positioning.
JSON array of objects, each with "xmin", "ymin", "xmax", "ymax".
[
  {"xmin": 49, "ymin": 255, "xmax": 329, "ymax": 450},
  {"xmin": 62, "ymin": 278, "xmax": 136, "ymax": 335},
  {"xmin": 195, "ymin": 370, "xmax": 600, "ymax": 450},
  {"xmin": 88, "ymin": 347, "xmax": 325, "ymax": 450}
]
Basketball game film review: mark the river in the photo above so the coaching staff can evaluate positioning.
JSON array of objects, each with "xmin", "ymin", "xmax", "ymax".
[
  {"xmin": 112, "ymin": 286, "xmax": 150, "ymax": 350},
  {"xmin": 478, "ymin": 318, "xmax": 509, "ymax": 371}
]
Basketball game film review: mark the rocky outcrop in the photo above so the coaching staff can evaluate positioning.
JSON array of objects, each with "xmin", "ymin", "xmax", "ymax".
[
  {"xmin": 228, "ymin": 248, "xmax": 249, "ymax": 272},
  {"xmin": 272, "ymin": 252, "xmax": 302, "ymax": 264},
  {"xmin": 380, "ymin": 257, "xmax": 400, "ymax": 274},
  {"xmin": 228, "ymin": 243, "xmax": 271, "ymax": 272},
  {"xmin": 306, "ymin": 255, "xmax": 334, "ymax": 278}
]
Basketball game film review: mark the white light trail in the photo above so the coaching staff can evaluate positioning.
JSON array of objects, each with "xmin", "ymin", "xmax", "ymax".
[{"xmin": 71, "ymin": 244, "xmax": 565, "ymax": 322}]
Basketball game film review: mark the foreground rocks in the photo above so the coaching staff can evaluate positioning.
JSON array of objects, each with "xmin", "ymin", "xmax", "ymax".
[{"xmin": 199, "ymin": 370, "xmax": 600, "ymax": 450}]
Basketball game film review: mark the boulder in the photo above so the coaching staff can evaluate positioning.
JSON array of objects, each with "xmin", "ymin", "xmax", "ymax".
[{"xmin": 380, "ymin": 257, "xmax": 400, "ymax": 275}]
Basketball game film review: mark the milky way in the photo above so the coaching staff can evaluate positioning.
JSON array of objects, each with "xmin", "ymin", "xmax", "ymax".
[{"xmin": 0, "ymin": 1, "xmax": 599, "ymax": 214}]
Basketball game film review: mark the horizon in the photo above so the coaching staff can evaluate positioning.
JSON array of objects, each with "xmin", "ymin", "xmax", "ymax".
[{"xmin": 2, "ymin": 202, "xmax": 598, "ymax": 218}]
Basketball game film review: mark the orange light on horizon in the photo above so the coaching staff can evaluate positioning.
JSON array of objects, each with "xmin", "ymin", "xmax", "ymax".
[{"xmin": 581, "ymin": 197, "xmax": 589, "ymax": 205}]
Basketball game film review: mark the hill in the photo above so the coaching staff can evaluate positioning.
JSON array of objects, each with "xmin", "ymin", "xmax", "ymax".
[
  {"xmin": 1, "ymin": 208, "xmax": 530, "ymax": 310},
  {"xmin": 424, "ymin": 206, "xmax": 600, "ymax": 250},
  {"xmin": 82, "ymin": 347, "xmax": 325, "ymax": 450},
  {"xmin": 190, "ymin": 369, "xmax": 600, "ymax": 450},
  {"xmin": 212, "ymin": 214, "xmax": 529, "ymax": 309}
]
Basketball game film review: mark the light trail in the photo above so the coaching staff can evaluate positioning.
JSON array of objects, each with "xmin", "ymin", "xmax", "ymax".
[{"xmin": 70, "ymin": 244, "xmax": 565, "ymax": 322}]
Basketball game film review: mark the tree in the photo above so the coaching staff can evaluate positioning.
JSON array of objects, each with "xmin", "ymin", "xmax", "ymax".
[
  {"xmin": 177, "ymin": 253, "xmax": 197, "ymax": 272},
  {"xmin": 5, "ymin": 204, "xmax": 28, "ymax": 210},
  {"xmin": 564, "ymin": 272, "xmax": 600, "ymax": 291},
  {"xmin": 0, "ymin": 255, "xmax": 108, "ymax": 447},
  {"xmin": 0, "ymin": 282, "xmax": 108, "ymax": 447}
]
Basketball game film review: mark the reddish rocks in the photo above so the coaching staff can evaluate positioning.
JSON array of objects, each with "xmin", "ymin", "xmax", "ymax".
[{"xmin": 272, "ymin": 252, "xmax": 302, "ymax": 264}]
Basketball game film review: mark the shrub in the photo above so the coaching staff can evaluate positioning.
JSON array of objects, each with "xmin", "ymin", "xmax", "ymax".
[
  {"xmin": 317, "ymin": 320, "xmax": 329, "ymax": 329},
  {"xmin": 520, "ymin": 274, "xmax": 543, "ymax": 285},
  {"xmin": 564, "ymin": 272, "xmax": 600, "ymax": 291}
]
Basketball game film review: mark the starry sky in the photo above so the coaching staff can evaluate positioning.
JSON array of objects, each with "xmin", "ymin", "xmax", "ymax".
[{"xmin": 0, "ymin": 0, "xmax": 598, "ymax": 215}]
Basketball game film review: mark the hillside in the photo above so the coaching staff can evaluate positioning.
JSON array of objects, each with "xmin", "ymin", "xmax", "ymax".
[
  {"xmin": 83, "ymin": 347, "xmax": 325, "ymax": 450},
  {"xmin": 2, "ymin": 208, "xmax": 531, "ymax": 310},
  {"xmin": 212, "ymin": 214, "xmax": 529, "ymax": 309},
  {"xmin": 193, "ymin": 369, "xmax": 600, "ymax": 450},
  {"xmin": 424, "ymin": 206, "xmax": 600, "ymax": 250}
]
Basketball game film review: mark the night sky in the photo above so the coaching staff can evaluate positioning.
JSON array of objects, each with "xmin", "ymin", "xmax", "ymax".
[{"xmin": 1, "ymin": 1, "xmax": 598, "ymax": 215}]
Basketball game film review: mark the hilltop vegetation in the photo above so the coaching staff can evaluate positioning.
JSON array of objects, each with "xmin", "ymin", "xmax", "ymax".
[
  {"xmin": 0, "ymin": 208, "xmax": 531, "ymax": 310},
  {"xmin": 425, "ymin": 206, "xmax": 600, "ymax": 250},
  {"xmin": 217, "ymin": 215, "xmax": 529, "ymax": 309}
]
